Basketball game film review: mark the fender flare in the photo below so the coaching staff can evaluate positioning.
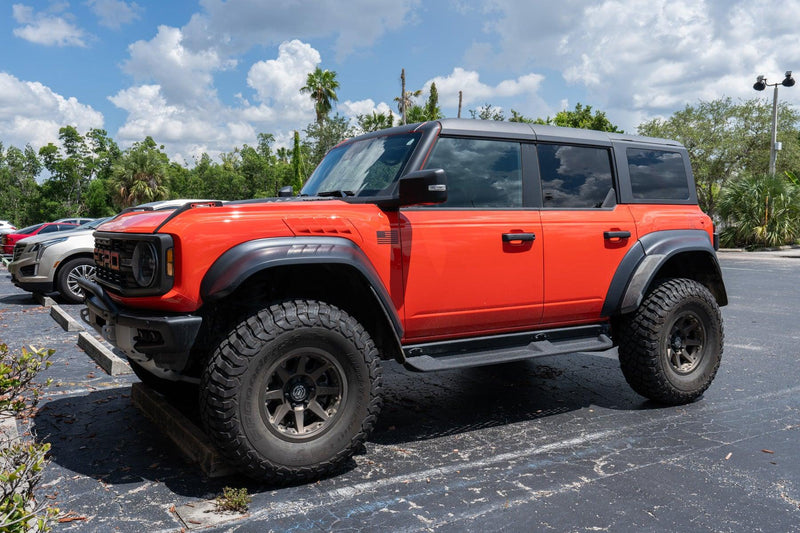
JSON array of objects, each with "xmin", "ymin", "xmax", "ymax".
[
  {"xmin": 601, "ymin": 230, "xmax": 727, "ymax": 316},
  {"xmin": 200, "ymin": 236, "xmax": 404, "ymax": 340}
]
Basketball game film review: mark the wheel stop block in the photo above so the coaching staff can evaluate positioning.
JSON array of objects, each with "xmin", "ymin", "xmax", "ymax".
[{"xmin": 131, "ymin": 382, "xmax": 238, "ymax": 478}]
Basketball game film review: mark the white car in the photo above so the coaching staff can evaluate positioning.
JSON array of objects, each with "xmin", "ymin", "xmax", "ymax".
[
  {"xmin": 8, "ymin": 218, "xmax": 110, "ymax": 303},
  {"xmin": 0, "ymin": 220, "xmax": 16, "ymax": 235}
]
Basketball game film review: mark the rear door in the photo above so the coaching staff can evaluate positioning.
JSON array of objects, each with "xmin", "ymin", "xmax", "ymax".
[
  {"xmin": 535, "ymin": 142, "xmax": 638, "ymax": 325},
  {"xmin": 399, "ymin": 136, "xmax": 544, "ymax": 342}
]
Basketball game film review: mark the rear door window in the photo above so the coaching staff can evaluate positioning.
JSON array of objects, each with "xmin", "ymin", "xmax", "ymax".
[
  {"xmin": 538, "ymin": 144, "xmax": 614, "ymax": 208},
  {"xmin": 627, "ymin": 148, "xmax": 690, "ymax": 200}
]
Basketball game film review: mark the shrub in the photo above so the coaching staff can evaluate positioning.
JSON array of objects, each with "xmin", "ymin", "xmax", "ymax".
[
  {"xmin": 0, "ymin": 343, "xmax": 56, "ymax": 532},
  {"xmin": 718, "ymin": 173, "xmax": 800, "ymax": 248},
  {"xmin": 215, "ymin": 487, "xmax": 252, "ymax": 513}
]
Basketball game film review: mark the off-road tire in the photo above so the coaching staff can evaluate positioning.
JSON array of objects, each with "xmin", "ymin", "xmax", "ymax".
[
  {"xmin": 56, "ymin": 257, "xmax": 95, "ymax": 304},
  {"xmin": 618, "ymin": 278, "xmax": 723, "ymax": 405},
  {"xmin": 200, "ymin": 300, "xmax": 382, "ymax": 482}
]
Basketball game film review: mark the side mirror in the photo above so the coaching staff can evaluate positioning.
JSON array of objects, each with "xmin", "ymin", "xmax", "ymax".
[
  {"xmin": 278, "ymin": 186, "xmax": 294, "ymax": 198},
  {"xmin": 398, "ymin": 168, "xmax": 447, "ymax": 207}
]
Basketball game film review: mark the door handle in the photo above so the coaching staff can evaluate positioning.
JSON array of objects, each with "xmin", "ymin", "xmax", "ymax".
[
  {"xmin": 502, "ymin": 233, "xmax": 536, "ymax": 243},
  {"xmin": 604, "ymin": 231, "xmax": 631, "ymax": 240}
]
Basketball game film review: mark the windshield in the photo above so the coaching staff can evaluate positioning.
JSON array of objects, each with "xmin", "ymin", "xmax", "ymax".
[
  {"xmin": 17, "ymin": 223, "xmax": 43, "ymax": 234},
  {"xmin": 302, "ymin": 132, "xmax": 421, "ymax": 197}
]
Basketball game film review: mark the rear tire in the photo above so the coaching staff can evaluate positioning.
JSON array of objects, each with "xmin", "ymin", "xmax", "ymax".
[
  {"xmin": 56, "ymin": 257, "xmax": 95, "ymax": 304},
  {"xmin": 618, "ymin": 278, "xmax": 723, "ymax": 405},
  {"xmin": 200, "ymin": 300, "xmax": 382, "ymax": 482}
]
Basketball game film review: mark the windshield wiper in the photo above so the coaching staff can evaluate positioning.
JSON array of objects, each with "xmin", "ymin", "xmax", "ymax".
[{"xmin": 316, "ymin": 190, "xmax": 355, "ymax": 197}]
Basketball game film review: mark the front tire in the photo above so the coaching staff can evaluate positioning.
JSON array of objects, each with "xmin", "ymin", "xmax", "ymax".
[
  {"xmin": 618, "ymin": 278, "xmax": 723, "ymax": 405},
  {"xmin": 56, "ymin": 257, "xmax": 95, "ymax": 304},
  {"xmin": 200, "ymin": 300, "xmax": 382, "ymax": 482}
]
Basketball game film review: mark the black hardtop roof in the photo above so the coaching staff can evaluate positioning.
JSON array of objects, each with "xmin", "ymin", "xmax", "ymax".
[{"xmin": 435, "ymin": 118, "xmax": 683, "ymax": 147}]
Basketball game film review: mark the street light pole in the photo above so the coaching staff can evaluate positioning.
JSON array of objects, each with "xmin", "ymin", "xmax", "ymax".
[{"xmin": 753, "ymin": 71, "xmax": 795, "ymax": 175}]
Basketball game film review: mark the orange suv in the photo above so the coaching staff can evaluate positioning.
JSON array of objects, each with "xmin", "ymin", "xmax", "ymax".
[{"xmin": 81, "ymin": 119, "xmax": 726, "ymax": 482}]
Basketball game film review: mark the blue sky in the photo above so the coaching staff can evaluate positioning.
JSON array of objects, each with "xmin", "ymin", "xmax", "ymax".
[{"xmin": 2, "ymin": 0, "xmax": 799, "ymax": 163}]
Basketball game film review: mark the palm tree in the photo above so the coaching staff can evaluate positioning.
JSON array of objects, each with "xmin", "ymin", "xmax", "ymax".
[
  {"xmin": 394, "ymin": 89, "xmax": 422, "ymax": 124},
  {"xmin": 300, "ymin": 68, "xmax": 340, "ymax": 125},
  {"xmin": 111, "ymin": 143, "xmax": 168, "ymax": 208}
]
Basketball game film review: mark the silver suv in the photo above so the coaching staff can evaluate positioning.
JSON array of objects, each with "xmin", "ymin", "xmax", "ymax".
[{"xmin": 8, "ymin": 217, "xmax": 109, "ymax": 303}]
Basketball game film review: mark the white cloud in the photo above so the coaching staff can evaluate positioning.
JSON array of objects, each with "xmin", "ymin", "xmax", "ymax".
[
  {"xmin": 339, "ymin": 99, "xmax": 392, "ymax": 118},
  {"xmin": 182, "ymin": 0, "xmax": 419, "ymax": 59},
  {"xmin": 112, "ymin": 40, "xmax": 342, "ymax": 160},
  {"xmin": 109, "ymin": 84, "xmax": 256, "ymax": 162},
  {"xmin": 86, "ymin": 0, "xmax": 142, "ymax": 29},
  {"xmin": 12, "ymin": 3, "xmax": 87, "ymax": 47},
  {"xmin": 123, "ymin": 25, "xmax": 236, "ymax": 105},
  {"xmin": 0, "ymin": 72, "xmax": 103, "ymax": 149},
  {"xmin": 423, "ymin": 68, "xmax": 544, "ymax": 107},
  {"xmin": 480, "ymin": 0, "xmax": 800, "ymax": 130},
  {"xmin": 244, "ymin": 40, "xmax": 319, "ymax": 122}
]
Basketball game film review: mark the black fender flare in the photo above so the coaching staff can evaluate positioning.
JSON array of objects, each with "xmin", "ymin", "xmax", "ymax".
[
  {"xmin": 601, "ymin": 229, "xmax": 727, "ymax": 316},
  {"xmin": 200, "ymin": 236, "xmax": 404, "ymax": 341}
]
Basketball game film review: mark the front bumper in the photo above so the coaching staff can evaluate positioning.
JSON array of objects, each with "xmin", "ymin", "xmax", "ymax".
[{"xmin": 78, "ymin": 278, "xmax": 203, "ymax": 374}]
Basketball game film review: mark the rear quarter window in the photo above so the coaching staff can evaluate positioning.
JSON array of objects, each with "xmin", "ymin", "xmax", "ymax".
[{"xmin": 627, "ymin": 148, "xmax": 690, "ymax": 200}]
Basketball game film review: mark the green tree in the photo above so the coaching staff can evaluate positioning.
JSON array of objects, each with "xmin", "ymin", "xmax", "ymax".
[
  {"xmin": 717, "ymin": 173, "xmax": 800, "ymax": 248},
  {"xmin": 535, "ymin": 103, "xmax": 622, "ymax": 132},
  {"xmin": 395, "ymin": 88, "xmax": 422, "ymax": 122},
  {"xmin": 509, "ymin": 109, "xmax": 534, "ymax": 123},
  {"xmin": 356, "ymin": 110, "xmax": 395, "ymax": 133},
  {"xmin": 424, "ymin": 82, "xmax": 443, "ymax": 120},
  {"xmin": 291, "ymin": 131, "xmax": 306, "ymax": 193},
  {"xmin": 0, "ymin": 144, "xmax": 42, "ymax": 226},
  {"xmin": 110, "ymin": 138, "xmax": 169, "ymax": 208},
  {"xmin": 304, "ymin": 113, "xmax": 350, "ymax": 172},
  {"xmin": 470, "ymin": 103, "xmax": 505, "ymax": 121},
  {"xmin": 300, "ymin": 68, "xmax": 340, "ymax": 125},
  {"xmin": 637, "ymin": 97, "xmax": 800, "ymax": 219}
]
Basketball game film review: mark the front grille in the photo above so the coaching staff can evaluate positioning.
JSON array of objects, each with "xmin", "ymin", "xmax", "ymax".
[
  {"xmin": 92, "ymin": 232, "xmax": 173, "ymax": 296},
  {"xmin": 12, "ymin": 243, "xmax": 25, "ymax": 262},
  {"xmin": 94, "ymin": 236, "xmax": 137, "ymax": 291}
]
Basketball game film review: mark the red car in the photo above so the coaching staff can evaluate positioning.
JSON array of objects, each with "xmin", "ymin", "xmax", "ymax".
[{"xmin": 1, "ymin": 222, "xmax": 79, "ymax": 255}]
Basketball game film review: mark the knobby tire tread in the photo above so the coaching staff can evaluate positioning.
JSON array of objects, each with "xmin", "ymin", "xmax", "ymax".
[
  {"xmin": 199, "ymin": 299, "xmax": 382, "ymax": 482},
  {"xmin": 618, "ymin": 278, "xmax": 723, "ymax": 405}
]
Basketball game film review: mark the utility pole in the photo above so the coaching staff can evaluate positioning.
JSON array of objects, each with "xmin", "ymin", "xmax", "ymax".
[
  {"xmin": 458, "ymin": 91, "xmax": 463, "ymax": 118},
  {"xmin": 401, "ymin": 69, "xmax": 406, "ymax": 125}
]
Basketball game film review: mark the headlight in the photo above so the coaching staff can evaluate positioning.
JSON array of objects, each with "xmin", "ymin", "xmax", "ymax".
[
  {"xmin": 34, "ymin": 237, "xmax": 68, "ymax": 259},
  {"xmin": 131, "ymin": 241, "xmax": 158, "ymax": 287}
]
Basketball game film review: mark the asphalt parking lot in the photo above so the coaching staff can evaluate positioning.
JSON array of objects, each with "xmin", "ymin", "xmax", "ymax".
[{"xmin": 1, "ymin": 251, "xmax": 799, "ymax": 532}]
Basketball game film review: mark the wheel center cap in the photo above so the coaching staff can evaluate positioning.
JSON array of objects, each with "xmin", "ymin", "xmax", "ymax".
[{"xmin": 290, "ymin": 384, "xmax": 308, "ymax": 402}]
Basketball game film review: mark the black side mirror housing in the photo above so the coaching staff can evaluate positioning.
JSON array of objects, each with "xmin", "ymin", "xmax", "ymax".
[
  {"xmin": 398, "ymin": 168, "xmax": 447, "ymax": 207},
  {"xmin": 278, "ymin": 186, "xmax": 294, "ymax": 198}
]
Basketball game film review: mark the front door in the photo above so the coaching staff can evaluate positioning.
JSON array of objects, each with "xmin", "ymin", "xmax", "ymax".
[{"xmin": 399, "ymin": 136, "xmax": 544, "ymax": 342}]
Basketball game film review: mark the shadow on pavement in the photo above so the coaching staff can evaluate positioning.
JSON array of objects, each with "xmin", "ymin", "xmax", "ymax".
[{"xmin": 31, "ymin": 351, "xmax": 659, "ymax": 497}]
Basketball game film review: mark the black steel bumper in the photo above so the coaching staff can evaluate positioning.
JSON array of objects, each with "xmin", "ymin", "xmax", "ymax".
[{"xmin": 78, "ymin": 278, "xmax": 203, "ymax": 372}]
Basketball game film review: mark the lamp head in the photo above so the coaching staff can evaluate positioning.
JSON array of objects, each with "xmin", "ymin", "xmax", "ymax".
[
  {"xmin": 753, "ymin": 75, "xmax": 767, "ymax": 91},
  {"xmin": 782, "ymin": 71, "xmax": 795, "ymax": 87}
]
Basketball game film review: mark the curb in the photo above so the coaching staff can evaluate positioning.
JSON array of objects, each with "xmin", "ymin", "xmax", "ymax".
[
  {"xmin": 77, "ymin": 332, "xmax": 131, "ymax": 376},
  {"xmin": 34, "ymin": 293, "xmax": 56, "ymax": 307},
  {"xmin": 50, "ymin": 305, "xmax": 84, "ymax": 332},
  {"xmin": 131, "ymin": 383, "xmax": 236, "ymax": 479}
]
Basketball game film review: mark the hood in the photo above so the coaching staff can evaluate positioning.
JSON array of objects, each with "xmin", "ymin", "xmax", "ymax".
[
  {"xmin": 97, "ymin": 210, "xmax": 174, "ymax": 234},
  {"xmin": 16, "ymin": 227, "xmax": 95, "ymax": 246}
]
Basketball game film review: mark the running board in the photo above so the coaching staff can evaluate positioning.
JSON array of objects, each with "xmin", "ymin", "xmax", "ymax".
[{"xmin": 402, "ymin": 325, "xmax": 613, "ymax": 372}]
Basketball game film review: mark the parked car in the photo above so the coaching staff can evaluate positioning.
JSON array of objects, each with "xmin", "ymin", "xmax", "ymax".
[
  {"xmin": 0, "ymin": 220, "xmax": 17, "ymax": 235},
  {"xmin": 8, "ymin": 218, "xmax": 111, "ymax": 303},
  {"xmin": 54, "ymin": 217, "xmax": 96, "ymax": 225},
  {"xmin": 1, "ymin": 222, "xmax": 79, "ymax": 255}
]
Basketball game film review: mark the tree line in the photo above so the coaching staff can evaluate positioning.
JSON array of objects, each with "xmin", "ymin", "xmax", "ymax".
[{"xmin": 2, "ymin": 66, "xmax": 800, "ymax": 248}]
